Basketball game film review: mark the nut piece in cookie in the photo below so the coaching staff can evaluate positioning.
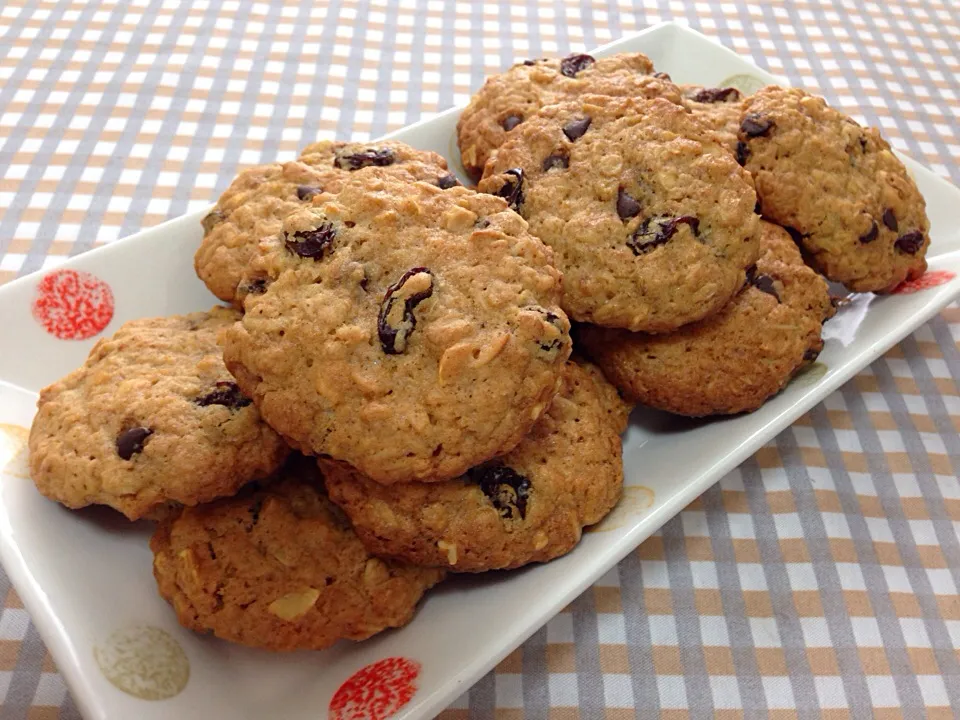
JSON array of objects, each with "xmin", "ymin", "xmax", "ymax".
[
  {"xmin": 28, "ymin": 308, "xmax": 290, "ymax": 520},
  {"xmin": 150, "ymin": 457, "xmax": 444, "ymax": 651},
  {"xmin": 457, "ymin": 52, "xmax": 682, "ymax": 177},
  {"xmin": 578, "ymin": 222, "xmax": 836, "ymax": 417},
  {"xmin": 222, "ymin": 174, "xmax": 572, "ymax": 484},
  {"xmin": 323, "ymin": 360, "xmax": 631, "ymax": 572},
  {"xmin": 479, "ymin": 95, "xmax": 760, "ymax": 333},
  {"xmin": 738, "ymin": 86, "xmax": 930, "ymax": 293}
]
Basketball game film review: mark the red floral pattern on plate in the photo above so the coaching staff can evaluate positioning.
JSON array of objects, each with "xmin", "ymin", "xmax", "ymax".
[
  {"xmin": 32, "ymin": 269, "xmax": 114, "ymax": 340},
  {"xmin": 892, "ymin": 270, "xmax": 956, "ymax": 295},
  {"xmin": 329, "ymin": 657, "xmax": 420, "ymax": 720}
]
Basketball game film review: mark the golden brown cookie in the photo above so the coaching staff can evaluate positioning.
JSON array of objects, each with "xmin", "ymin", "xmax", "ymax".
[
  {"xmin": 222, "ymin": 173, "xmax": 571, "ymax": 484},
  {"xmin": 151, "ymin": 458, "xmax": 444, "ymax": 651},
  {"xmin": 738, "ymin": 86, "xmax": 930, "ymax": 293},
  {"xmin": 29, "ymin": 308, "xmax": 289, "ymax": 520},
  {"xmin": 680, "ymin": 84, "xmax": 745, "ymax": 153},
  {"xmin": 195, "ymin": 141, "xmax": 452, "ymax": 307},
  {"xmin": 579, "ymin": 222, "xmax": 835, "ymax": 416},
  {"xmin": 478, "ymin": 95, "xmax": 760, "ymax": 332},
  {"xmin": 457, "ymin": 52, "xmax": 682, "ymax": 177},
  {"xmin": 323, "ymin": 360, "xmax": 630, "ymax": 572}
]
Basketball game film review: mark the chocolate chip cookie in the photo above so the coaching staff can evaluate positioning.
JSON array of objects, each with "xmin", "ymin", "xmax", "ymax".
[
  {"xmin": 457, "ymin": 52, "xmax": 682, "ymax": 177},
  {"xmin": 195, "ymin": 141, "xmax": 452, "ymax": 307},
  {"xmin": 737, "ymin": 86, "xmax": 930, "ymax": 293},
  {"xmin": 322, "ymin": 360, "xmax": 630, "ymax": 572},
  {"xmin": 478, "ymin": 96, "xmax": 761, "ymax": 332},
  {"xmin": 579, "ymin": 221, "xmax": 835, "ymax": 416},
  {"xmin": 151, "ymin": 457, "xmax": 444, "ymax": 651},
  {"xmin": 29, "ymin": 308, "xmax": 289, "ymax": 520},
  {"xmin": 680, "ymin": 84, "xmax": 745, "ymax": 153},
  {"xmin": 222, "ymin": 173, "xmax": 571, "ymax": 484}
]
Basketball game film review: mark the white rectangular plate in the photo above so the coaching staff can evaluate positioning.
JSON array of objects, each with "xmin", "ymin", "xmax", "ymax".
[{"xmin": 0, "ymin": 22, "xmax": 958, "ymax": 720}]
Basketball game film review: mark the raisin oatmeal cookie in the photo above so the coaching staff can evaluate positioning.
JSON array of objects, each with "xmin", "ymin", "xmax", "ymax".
[
  {"xmin": 222, "ymin": 173, "xmax": 571, "ymax": 484},
  {"xmin": 151, "ymin": 458, "xmax": 444, "ymax": 651},
  {"xmin": 195, "ymin": 141, "xmax": 452, "ymax": 307},
  {"xmin": 579, "ymin": 221, "xmax": 835, "ymax": 416},
  {"xmin": 457, "ymin": 52, "xmax": 682, "ymax": 177},
  {"xmin": 737, "ymin": 86, "xmax": 930, "ymax": 293},
  {"xmin": 479, "ymin": 96, "xmax": 760, "ymax": 332},
  {"xmin": 323, "ymin": 360, "xmax": 630, "ymax": 572},
  {"xmin": 29, "ymin": 308, "xmax": 289, "ymax": 520}
]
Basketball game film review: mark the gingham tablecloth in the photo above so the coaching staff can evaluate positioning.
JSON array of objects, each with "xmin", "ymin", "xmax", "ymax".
[{"xmin": 1, "ymin": 1, "xmax": 959, "ymax": 717}]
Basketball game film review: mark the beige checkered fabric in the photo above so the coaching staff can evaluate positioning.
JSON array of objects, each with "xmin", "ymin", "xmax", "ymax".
[{"xmin": 1, "ymin": 1, "xmax": 959, "ymax": 717}]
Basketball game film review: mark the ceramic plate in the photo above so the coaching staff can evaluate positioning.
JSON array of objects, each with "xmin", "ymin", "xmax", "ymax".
[{"xmin": 1, "ymin": 22, "xmax": 958, "ymax": 720}]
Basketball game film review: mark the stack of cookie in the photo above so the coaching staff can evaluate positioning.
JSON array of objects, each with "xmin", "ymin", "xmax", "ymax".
[
  {"xmin": 28, "ymin": 135, "xmax": 630, "ymax": 652},
  {"xmin": 27, "ymin": 49, "xmax": 932, "ymax": 653},
  {"xmin": 466, "ymin": 52, "xmax": 929, "ymax": 417}
]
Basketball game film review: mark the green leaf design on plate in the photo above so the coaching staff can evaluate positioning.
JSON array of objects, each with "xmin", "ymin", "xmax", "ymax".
[
  {"xmin": 94, "ymin": 626, "xmax": 189, "ymax": 701},
  {"xmin": 719, "ymin": 73, "xmax": 767, "ymax": 96},
  {"xmin": 791, "ymin": 361, "xmax": 829, "ymax": 388}
]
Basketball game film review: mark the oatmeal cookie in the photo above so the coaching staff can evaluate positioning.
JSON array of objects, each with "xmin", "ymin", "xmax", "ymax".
[
  {"xmin": 222, "ymin": 174, "xmax": 571, "ymax": 484},
  {"xmin": 479, "ymin": 96, "xmax": 760, "ymax": 332},
  {"xmin": 738, "ymin": 86, "xmax": 929, "ymax": 292},
  {"xmin": 323, "ymin": 360, "xmax": 630, "ymax": 572},
  {"xmin": 579, "ymin": 222, "xmax": 835, "ymax": 416},
  {"xmin": 457, "ymin": 52, "xmax": 682, "ymax": 177},
  {"xmin": 151, "ymin": 458, "xmax": 444, "ymax": 651},
  {"xmin": 195, "ymin": 141, "xmax": 452, "ymax": 306},
  {"xmin": 29, "ymin": 308, "xmax": 289, "ymax": 520}
]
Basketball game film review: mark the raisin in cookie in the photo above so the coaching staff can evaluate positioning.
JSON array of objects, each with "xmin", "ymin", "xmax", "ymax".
[
  {"xmin": 738, "ymin": 86, "xmax": 930, "ymax": 293},
  {"xmin": 479, "ymin": 96, "xmax": 760, "ymax": 332},
  {"xmin": 680, "ymin": 84, "xmax": 744, "ymax": 153},
  {"xmin": 222, "ymin": 173, "xmax": 571, "ymax": 484},
  {"xmin": 195, "ymin": 141, "xmax": 452, "ymax": 307},
  {"xmin": 579, "ymin": 222, "xmax": 836, "ymax": 416},
  {"xmin": 29, "ymin": 308, "xmax": 289, "ymax": 520},
  {"xmin": 151, "ymin": 458, "xmax": 444, "ymax": 651},
  {"xmin": 323, "ymin": 360, "xmax": 630, "ymax": 572},
  {"xmin": 457, "ymin": 52, "xmax": 682, "ymax": 177}
]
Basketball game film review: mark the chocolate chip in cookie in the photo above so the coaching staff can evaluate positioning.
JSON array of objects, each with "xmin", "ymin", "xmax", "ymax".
[
  {"xmin": 296, "ymin": 185, "xmax": 322, "ymax": 201},
  {"xmin": 501, "ymin": 115, "xmax": 523, "ymax": 131},
  {"xmin": 542, "ymin": 153, "xmax": 569, "ymax": 171},
  {"xmin": 562, "ymin": 116, "xmax": 592, "ymax": 141},
  {"xmin": 616, "ymin": 188, "xmax": 641, "ymax": 220},
  {"xmin": 116, "ymin": 426, "xmax": 153, "ymax": 460}
]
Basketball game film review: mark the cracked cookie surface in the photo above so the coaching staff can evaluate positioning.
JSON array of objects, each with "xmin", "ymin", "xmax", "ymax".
[
  {"xmin": 151, "ymin": 458, "xmax": 444, "ymax": 651},
  {"xmin": 479, "ymin": 96, "xmax": 760, "ymax": 332},
  {"xmin": 222, "ymin": 173, "xmax": 571, "ymax": 484},
  {"xmin": 323, "ymin": 360, "xmax": 630, "ymax": 572},
  {"xmin": 29, "ymin": 308, "xmax": 289, "ymax": 519}
]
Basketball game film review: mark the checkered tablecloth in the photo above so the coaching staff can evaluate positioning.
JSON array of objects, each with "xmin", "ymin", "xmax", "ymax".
[{"xmin": 2, "ymin": 1, "xmax": 959, "ymax": 717}]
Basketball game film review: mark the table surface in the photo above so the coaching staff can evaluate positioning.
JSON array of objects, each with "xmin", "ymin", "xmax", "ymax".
[{"xmin": 2, "ymin": 0, "xmax": 959, "ymax": 717}]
